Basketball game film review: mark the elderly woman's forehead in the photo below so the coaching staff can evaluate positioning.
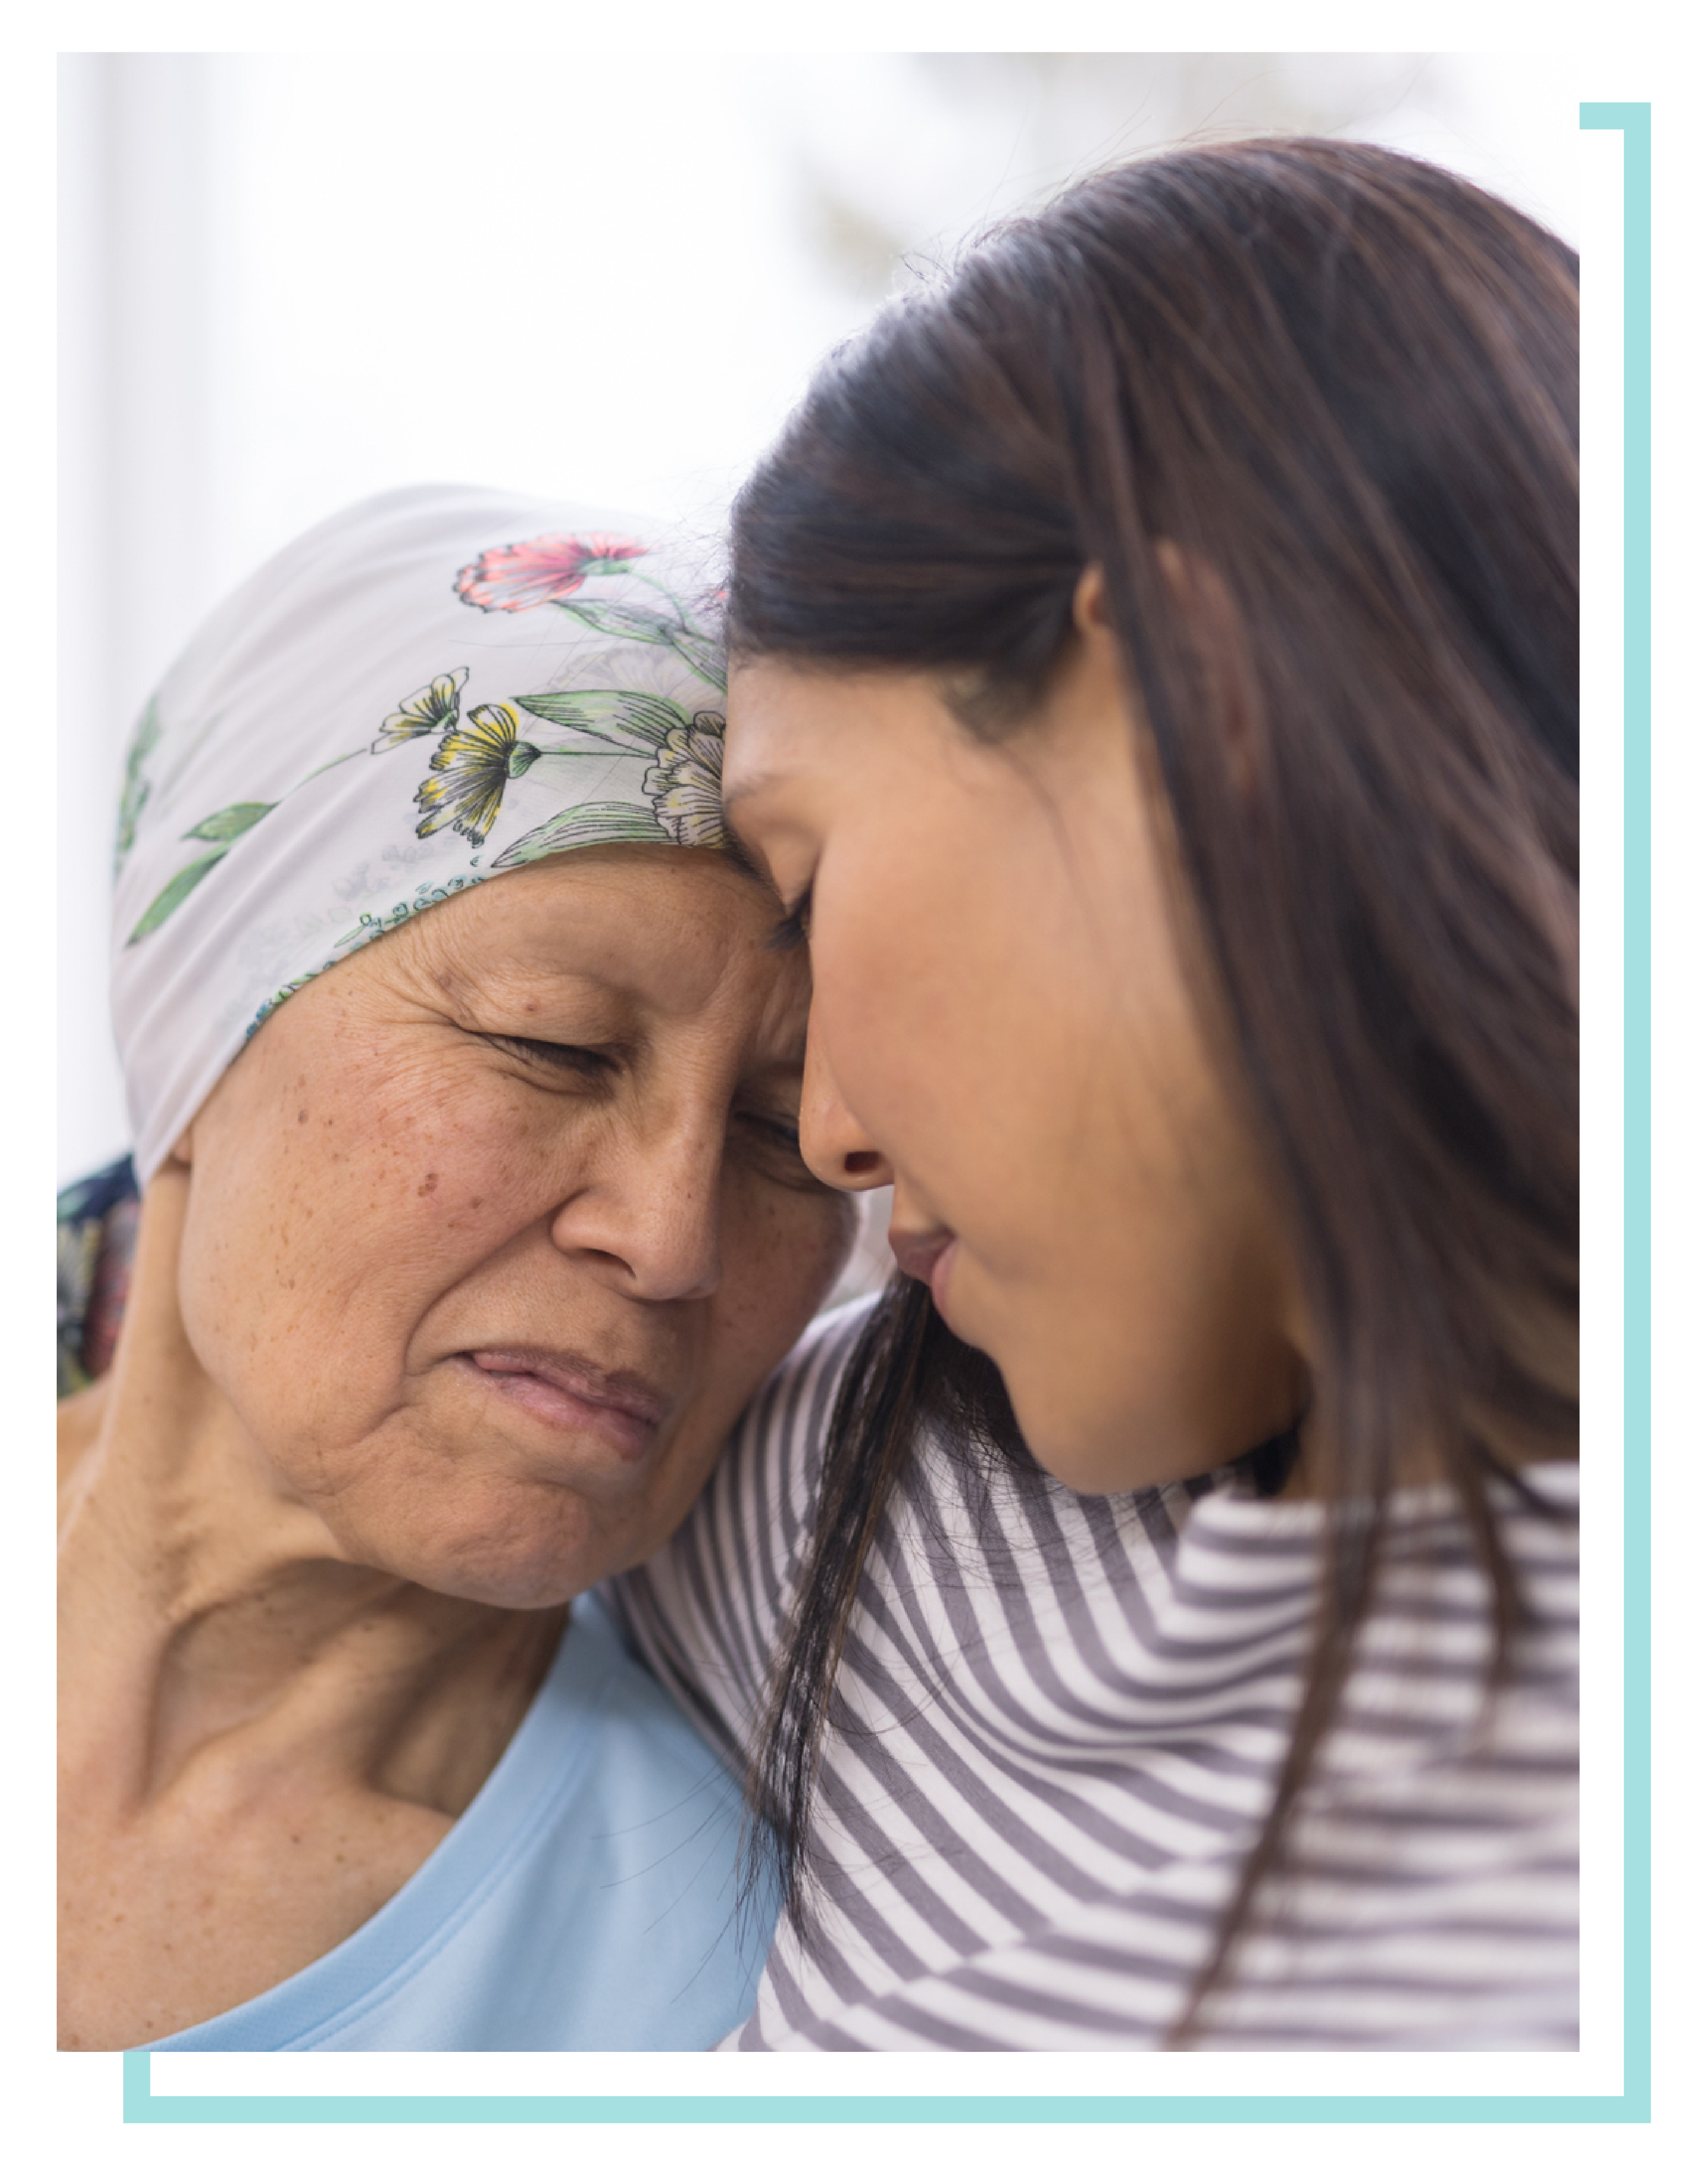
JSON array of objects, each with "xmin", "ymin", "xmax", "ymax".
[{"xmin": 396, "ymin": 854, "xmax": 775, "ymax": 1006}]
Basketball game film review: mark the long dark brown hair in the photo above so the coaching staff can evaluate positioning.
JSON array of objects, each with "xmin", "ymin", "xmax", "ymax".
[{"xmin": 727, "ymin": 139, "xmax": 1578, "ymax": 2040}]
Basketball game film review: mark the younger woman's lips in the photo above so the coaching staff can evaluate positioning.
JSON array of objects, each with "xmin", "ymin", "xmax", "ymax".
[
  {"xmin": 927, "ymin": 1238, "xmax": 960, "ymax": 1321},
  {"xmin": 889, "ymin": 1225, "xmax": 959, "ymax": 1316}
]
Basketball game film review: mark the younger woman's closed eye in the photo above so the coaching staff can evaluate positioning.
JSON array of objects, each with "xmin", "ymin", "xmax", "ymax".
[{"xmin": 733, "ymin": 1105, "xmax": 824, "ymax": 1190}]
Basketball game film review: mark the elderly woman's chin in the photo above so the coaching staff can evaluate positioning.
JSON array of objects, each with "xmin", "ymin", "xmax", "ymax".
[{"xmin": 311, "ymin": 1384, "xmax": 744, "ymax": 1610}]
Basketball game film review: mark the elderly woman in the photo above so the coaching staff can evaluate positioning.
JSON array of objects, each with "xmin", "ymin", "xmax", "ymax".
[{"xmin": 57, "ymin": 486, "xmax": 854, "ymax": 2051}]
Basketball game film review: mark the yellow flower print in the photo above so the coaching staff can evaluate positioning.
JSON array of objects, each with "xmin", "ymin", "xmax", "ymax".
[
  {"xmin": 414, "ymin": 702, "xmax": 543, "ymax": 845},
  {"xmin": 373, "ymin": 666, "xmax": 468, "ymax": 752}
]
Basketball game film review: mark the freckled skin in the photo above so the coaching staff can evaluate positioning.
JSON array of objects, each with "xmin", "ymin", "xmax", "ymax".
[
  {"xmin": 58, "ymin": 845, "xmax": 854, "ymax": 2050},
  {"xmin": 165, "ymin": 846, "xmax": 855, "ymax": 1602}
]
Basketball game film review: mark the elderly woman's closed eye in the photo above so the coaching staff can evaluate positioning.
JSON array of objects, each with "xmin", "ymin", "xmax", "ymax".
[{"xmin": 56, "ymin": 489, "xmax": 855, "ymax": 2054}]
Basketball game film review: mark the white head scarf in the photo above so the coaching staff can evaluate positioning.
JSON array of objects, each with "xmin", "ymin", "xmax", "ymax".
[{"xmin": 110, "ymin": 484, "xmax": 730, "ymax": 1182}]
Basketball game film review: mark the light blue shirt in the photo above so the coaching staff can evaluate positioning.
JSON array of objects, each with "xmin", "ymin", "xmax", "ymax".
[{"xmin": 150, "ymin": 1597, "xmax": 777, "ymax": 2051}]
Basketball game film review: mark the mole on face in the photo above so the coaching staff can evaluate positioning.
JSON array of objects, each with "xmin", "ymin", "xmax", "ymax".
[{"xmin": 418, "ymin": 1172, "xmax": 439, "ymax": 1198}]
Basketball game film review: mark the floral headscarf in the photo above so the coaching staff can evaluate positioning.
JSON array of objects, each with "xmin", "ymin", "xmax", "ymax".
[{"xmin": 110, "ymin": 484, "xmax": 730, "ymax": 1183}]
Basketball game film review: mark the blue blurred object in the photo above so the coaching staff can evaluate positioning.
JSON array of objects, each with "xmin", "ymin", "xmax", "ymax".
[{"xmin": 1579, "ymin": 1465, "xmax": 1622, "ymax": 1718}]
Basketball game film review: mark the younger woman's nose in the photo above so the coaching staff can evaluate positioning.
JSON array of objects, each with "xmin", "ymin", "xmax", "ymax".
[{"xmin": 798, "ymin": 1020, "xmax": 893, "ymax": 1194}]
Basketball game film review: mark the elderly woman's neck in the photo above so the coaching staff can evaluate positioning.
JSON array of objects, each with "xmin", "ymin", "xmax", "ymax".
[{"xmin": 58, "ymin": 1179, "xmax": 560, "ymax": 1812}]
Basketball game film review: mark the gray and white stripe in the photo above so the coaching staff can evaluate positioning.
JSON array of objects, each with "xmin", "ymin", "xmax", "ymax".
[{"xmin": 610, "ymin": 1297, "xmax": 1578, "ymax": 2051}]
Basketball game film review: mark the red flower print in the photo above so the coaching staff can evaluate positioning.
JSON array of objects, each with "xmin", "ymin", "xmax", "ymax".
[{"xmin": 453, "ymin": 532, "xmax": 650, "ymax": 613}]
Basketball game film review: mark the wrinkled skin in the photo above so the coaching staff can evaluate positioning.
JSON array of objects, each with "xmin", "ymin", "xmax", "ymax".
[
  {"xmin": 58, "ymin": 846, "xmax": 854, "ymax": 2048},
  {"xmin": 168, "ymin": 845, "xmax": 853, "ymax": 1603}
]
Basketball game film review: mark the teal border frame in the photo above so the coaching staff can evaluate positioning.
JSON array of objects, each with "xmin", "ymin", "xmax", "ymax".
[
  {"xmin": 120, "ymin": 89, "xmax": 1693, "ymax": 2127},
  {"xmin": 1588, "ymin": 93, "xmax": 1708, "ymax": 2101},
  {"xmin": 117, "ymin": 2061, "xmax": 1652, "ymax": 2128}
]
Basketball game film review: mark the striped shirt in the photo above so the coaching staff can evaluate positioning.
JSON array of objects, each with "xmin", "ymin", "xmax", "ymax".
[{"xmin": 610, "ymin": 1298, "xmax": 1579, "ymax": 2051}]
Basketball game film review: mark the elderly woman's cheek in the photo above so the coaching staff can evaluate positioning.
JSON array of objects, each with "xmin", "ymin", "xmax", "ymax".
[
  {"xmin": 727, "ymin": 1177, "xmax": 858, "ymax": 1360},
  {"xmin": 177, "ymin": 1073, "xmax": 432, "ymax": 1425}
]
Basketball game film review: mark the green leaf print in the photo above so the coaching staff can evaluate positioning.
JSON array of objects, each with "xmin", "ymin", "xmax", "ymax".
[
  {"xmin": 665, "ymin": 625, "xmax": 726, "ymax": 692},
  {"xmin": 512, "ymin": 689, "xmax": 691, "ymax": 754},
  {"xmin": 552, "ymin": 596, "xmax": 683, "ymax": 648},
  {"xmin": 126, "ymin": 849, "xmax": 230, "ymax": 944},
  {"xmin": 492, "ymin": 802, "xmax": 671, "ymax": 870},
  {"xmin": 182, "ymin": 801, "xmax": 276, "ymax": 844},
  {"xmin": 551, "ymin": 594, "xmax": 726, "ymax": 694},
  {"xmin": 113, "ymin": 695, "xmax": 164, "ymax": 878}
]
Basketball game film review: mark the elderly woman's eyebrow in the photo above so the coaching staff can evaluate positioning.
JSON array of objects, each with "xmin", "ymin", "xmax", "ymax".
[{"xmin": 419, "ymin": 956, "xmax": 637, "ymax": 1023}]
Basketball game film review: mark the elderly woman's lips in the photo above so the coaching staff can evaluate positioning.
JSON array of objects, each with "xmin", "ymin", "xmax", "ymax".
[{"xmin": 461, "ymin": 1348, "xmax": 668, "ymax": 1459}]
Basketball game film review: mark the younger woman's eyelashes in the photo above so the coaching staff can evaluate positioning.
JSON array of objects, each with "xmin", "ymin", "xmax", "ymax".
[
  {"xmin": 768, "ymin": 886, "xmax": 814, "ymax": 955},
  {"xmin": 733, "ymin": 1105, "xmax": 829, "ymax": 1192}
]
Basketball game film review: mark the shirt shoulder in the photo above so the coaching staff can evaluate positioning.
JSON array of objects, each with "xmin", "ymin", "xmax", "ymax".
[
  {"xmin": 150, "ymin": 1599, "xmax": 776, "ymax": 2051},
  {"xmin": 605, "ymin": 1295, "xmax": 883, "ymax": 1760}
]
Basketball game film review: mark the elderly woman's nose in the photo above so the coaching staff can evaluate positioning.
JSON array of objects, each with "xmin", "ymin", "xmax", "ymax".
[
  {"xmin": 546, "ymin": 1132, "xmax": 724, "ymax": 1301},
  {"xmin": 798, "ymin": 1018, "xmax": 893, "ymax": 1194}
]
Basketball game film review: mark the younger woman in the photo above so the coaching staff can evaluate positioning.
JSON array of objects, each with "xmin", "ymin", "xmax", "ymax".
[{"xmin": 615, "ymin": 139, "xmax": 1579, "ymax": 2050}]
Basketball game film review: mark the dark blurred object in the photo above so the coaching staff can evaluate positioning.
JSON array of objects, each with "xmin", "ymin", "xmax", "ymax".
[
  {"xmin": 0, "ymin": 219, "xmax": 37, "ymax": 706},
  {"xmin": 57, "ymin": 1155, "xmax": 139, "ymax": 1395}
]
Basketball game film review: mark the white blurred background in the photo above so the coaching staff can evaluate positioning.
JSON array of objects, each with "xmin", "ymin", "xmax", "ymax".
[{"xmin": 59, "ymin": 48, "xmax": 1579, "ymax": 1286}]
